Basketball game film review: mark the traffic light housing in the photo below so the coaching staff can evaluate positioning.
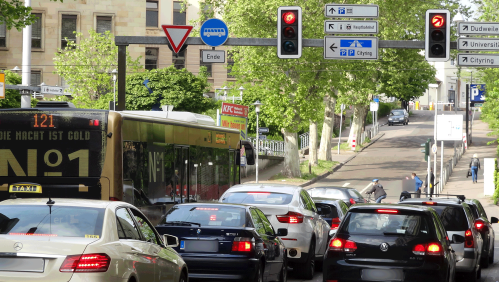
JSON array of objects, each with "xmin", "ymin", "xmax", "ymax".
[
  {"xmin": 421, "ymin": 139, "xmax": 430, "ymax": 161},
  {"xmin": 277, "ymin": 6, "xmax": 302, "ymax": 59},
  {"xmin": 425, "ymin": 9, "xmax": 450, "ymax": 62}
]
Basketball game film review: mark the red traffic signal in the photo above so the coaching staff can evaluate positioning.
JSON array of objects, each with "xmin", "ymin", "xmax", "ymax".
[
  {"xmin": 277, "ymin": 6, "xmax": 302, "ymax": 59},
  {"xmin": 425, "ymin": 9, "xmax": 449, "ymax": 62},
  {"xmin": 282, "ymin": 12, "xmax": 296, "ymax": 24},
  {"xmin": 431, "ymin": 15, "xmax": 444, "ymax": 28}
]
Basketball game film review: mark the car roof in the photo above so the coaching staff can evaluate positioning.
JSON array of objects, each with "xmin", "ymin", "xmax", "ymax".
[
  {"xmin": 225, "ymin": 184, "xmax": 301, "ymax": 194},
  {"xmin": 399, "ymin": 197, "xmax": 464, "ymax": 206},
  {"xmin": 0, "ymin": 198, "xmax": 120, "ymax": 209},
  {"xmin": 349, "ymin": 203, "xmax": 431, "ymax": 212}
]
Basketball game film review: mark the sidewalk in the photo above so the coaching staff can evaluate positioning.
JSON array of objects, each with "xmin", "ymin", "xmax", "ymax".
[{"xmin": 440, "ymin": 116, "xmax": 499, "ymax": 216}]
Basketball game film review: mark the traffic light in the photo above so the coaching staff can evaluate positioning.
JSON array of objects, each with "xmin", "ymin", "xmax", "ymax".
[
  {"xmin": 425, "ymin": 9, "xmax": 450, "ymax": 62},
  {"xmin": 277, "ymin": 6, "xmax": 302, "ymax": 59},
  {"xmin": 421, "ymin": 139, "xmax": 430, "ymax": 161}
]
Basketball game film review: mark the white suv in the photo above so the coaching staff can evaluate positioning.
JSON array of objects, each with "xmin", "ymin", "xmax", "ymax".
[{"xmin": 220, "ymin": 184, "xmax": 330, "ymax": 279}]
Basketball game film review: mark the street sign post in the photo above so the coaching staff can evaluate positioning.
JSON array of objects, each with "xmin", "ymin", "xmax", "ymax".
[
  {"xmin": 470, "ymin": 84, "xmax": 486, "ymax": 103},
  {"xmin": 325, "ymin": 4, "xmax": 379, "ymax": 18},
  {"xmin": 457, "ymin": 38, "xmax": 499, "ymax": 51},
  {"xmin": 201, "ymin": 50, "xmax": 225, "ymax": 63},
  {"xmin": 457, "ymin": 53, "xmax": 499, "ymax": 67},
  {"xmin": 200, "ymin": 19, "xmax": 229, "ymax": 47},
  {"xmin": 373, "ymin": 97, "xmax": 379, "ymax": 103},
  {"xmin": 324, "ymin": 36, "xmax": 378, "ymax": 60},
  {"xmin": 458, "ymin": 22, "xmax": 499, "ymax": 36},
  {"xmin": 41, "ymin": 85, "xmax": 64, "ymax": 95},
  {"xmin": 161, "ymin": 25, "xmax": 193, "ymax": 53},
  {"xmin": 432, "ymin": 144, "xmax": 437, "ymax": 154},
  {"xmin": 258, "ymin": 127, "xmax": 269, "ymax": 133},
  {"xmin": 259, "ymin": 135, "xmax": 267, "ymax": 140},
  {"xmin": 370, "ymin": 102, "xmax": 378, "ymax": 111},
  {"xmin": 324, "ymin": 20, "xmax": 378, "ymax": 34},
  {"xmin": 436, "ymin": 115, "xmax": 463, "ymax": 141}
]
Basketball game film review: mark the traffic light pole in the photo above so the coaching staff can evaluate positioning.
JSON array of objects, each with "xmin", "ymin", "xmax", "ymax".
[{"xmin": 466, "ymin": 84, "xmax": 469, "ymax": 148}]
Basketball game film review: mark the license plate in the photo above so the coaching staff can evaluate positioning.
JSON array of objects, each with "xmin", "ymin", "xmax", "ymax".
[
  {"xmin": 0, "ymin": 258, "xmax": 45, "ymax": 272},
  {"xmin": 184, "ymin": 240, "xmax": 219, "ymax": 252},
  {"xmin": 362, "ymin": 269, "xmax": 403, "ymax": 281}
]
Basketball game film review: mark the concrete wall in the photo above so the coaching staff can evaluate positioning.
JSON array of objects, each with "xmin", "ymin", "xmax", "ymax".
[{"xmin": 242, "ymin": 155, "xmax": 284, "ymax": 178}]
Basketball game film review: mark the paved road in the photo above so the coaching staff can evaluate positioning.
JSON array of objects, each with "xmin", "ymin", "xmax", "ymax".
[{"xmin": 288, "ymin": 110, "xmax": 499, "ymax": 282}]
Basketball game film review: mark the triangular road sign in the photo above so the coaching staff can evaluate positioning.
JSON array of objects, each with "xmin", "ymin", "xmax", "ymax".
[{"xmin": 161, "ymin": 25, "xmax": 193, "ymax": 53}]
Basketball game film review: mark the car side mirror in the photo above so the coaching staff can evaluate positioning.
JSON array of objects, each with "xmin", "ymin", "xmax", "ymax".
[
  {"xmin": 277, "ymin": 228, "xmax": 288, "ymax": 237},
  {"xmin": 451, "ymin": 234, "xmax": 465, "ymax": 244},
  {"xmin": 163, "ymin": 234, "xmax": 179, "ymax": 247},
  {"xmin": 491, "ymin": 217, "xmax": 498, "ymax": 224}
]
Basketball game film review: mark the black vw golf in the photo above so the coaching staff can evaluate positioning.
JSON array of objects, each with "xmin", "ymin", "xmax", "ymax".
[
  {"xmin": 156, "ymin": 203, "xmax": 288, "ymax": 282},
  {"xmin": 323, "ymin": 204, "xmax": 459, "ymax": 282}
]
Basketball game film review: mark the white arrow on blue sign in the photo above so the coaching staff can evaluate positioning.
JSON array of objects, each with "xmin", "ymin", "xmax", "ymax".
[{"xmin": 200, "ymin": 19, "xmax": 229, "ymax": 47}]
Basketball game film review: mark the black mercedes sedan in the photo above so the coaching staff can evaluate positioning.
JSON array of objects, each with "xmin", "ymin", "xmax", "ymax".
[
  {"xmin": 323, "ymin": 204, "xmax": 459, "ymax": 282},
  {"xmin": 156, "ymin": 203, "xmax": 288, "ymax": 282}
]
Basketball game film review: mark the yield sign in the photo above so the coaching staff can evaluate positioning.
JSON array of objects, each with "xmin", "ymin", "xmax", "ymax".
[{"xmin": 161, "ymin": 25, "xmax": 193, "ymax": 53}]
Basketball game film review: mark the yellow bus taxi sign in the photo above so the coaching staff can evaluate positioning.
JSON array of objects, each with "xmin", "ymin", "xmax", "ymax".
[{"xmin": 9, "ymin": 183, "xmax": 42, "ymax": 193}]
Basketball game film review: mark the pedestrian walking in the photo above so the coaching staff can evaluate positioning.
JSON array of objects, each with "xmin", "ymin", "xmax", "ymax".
[
  {"xmin": 424, "ymin": 168, "xmax": 435, "ymax": 197},
  {"xmin": 470, "ymin": 153, "xmax": 481, "ymax": 183},
  {"xmin": 365, "ymin": 179, "xmax": 387, "ymax": 203},
  {"xmin": 412, "ymin": 173, "xmax": 423, "ymax": 198}
]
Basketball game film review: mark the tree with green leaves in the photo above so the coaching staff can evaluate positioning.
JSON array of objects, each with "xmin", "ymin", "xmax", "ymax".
[
  {"xmin": 0, "ymin": 0, "xmax": 65, "ymax": 31},
  {"xmin": 0, "ymin": 70, "xmax": 38, "ymax": 108},
  {"xmin": 53, "ymin": 29, "xmax": 141, "ymax": 101}
]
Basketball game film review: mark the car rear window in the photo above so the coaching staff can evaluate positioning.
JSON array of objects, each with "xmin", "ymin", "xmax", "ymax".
[
  {"xmin": 316, "ymin": 203, "xmax": 339, "ymax": 218},
  {"xmin": 0, "ymin": 205, "xmax": 105, "ymax": 238},
  {"xmin": 347, "ymin": 189, "xmax": 363, "ymax": 199},
  {"xmin": 163, "ymin": 205, "xmax": 246, "ymax": 227},
  {"xmin": 221, "ymin": 192, "xmax": 293, "ymax": 205},
  {"xmin": 341, "ymin": 210, "xmax": 430, "ymax": 237},
  {"xmin": 432, "ymin": 205, "xmax": 469, "ymax": 231},
  {"xmin": 308, "ymin": 188, "xmax": 345, "ymax": 199},
  {"xmin": 468, "ymin": 204, "xmax": 479, "ymax": 219}
]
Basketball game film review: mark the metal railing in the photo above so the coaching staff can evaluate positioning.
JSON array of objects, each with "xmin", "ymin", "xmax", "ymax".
[
  {"xmin": 359, "ymin": 123, "xmax": 379, "ymax": 145},
  {"xmin": 247, "ymin": 137, "xmax": 285, "ymax": 156},
  {"xmin": 434, "ymin": 142, "xmax": 465, "ymax": 195},
  {"xmin": 299, "ymin": 132, "xmax": 309, "ymax": 150},
  {"xmin": 214, "ymin": 94, "xmax": 242, "ymax": 102}
]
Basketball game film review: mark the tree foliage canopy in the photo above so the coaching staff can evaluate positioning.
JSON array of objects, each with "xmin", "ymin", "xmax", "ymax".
[{"xmin": 0, "ymin": 0, "xmax": 64, "ymax": 31}]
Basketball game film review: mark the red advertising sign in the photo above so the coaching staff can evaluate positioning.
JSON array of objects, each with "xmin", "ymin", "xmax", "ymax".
[{"xmin": 221, "ymin": 102, "xmax": 249, "ymax": 118}]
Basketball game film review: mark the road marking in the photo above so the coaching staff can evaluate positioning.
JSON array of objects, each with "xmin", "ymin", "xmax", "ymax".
[
  {"xmin": 342, "ymin": 183, "xmax": 350, "ymax": 187},
  {"xmin": 361, "ymin": 183, "xmax": 373, "ymax": 193}
]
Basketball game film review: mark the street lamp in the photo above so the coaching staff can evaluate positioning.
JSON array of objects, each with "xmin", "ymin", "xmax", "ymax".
[
  {"xmin": 10, "ymin": 66, "xmax": 21, "ymax": 73},
  {"xmin": 238, "ymin": 86, "xmax": 245, "ymax": 100},
  {"xmin": 111, "ymin": 69, "xmax": 118, "ymax": 111},
  {"xmin": 252, "ymin": 100, "xmax": 263, "ymax": 183}
]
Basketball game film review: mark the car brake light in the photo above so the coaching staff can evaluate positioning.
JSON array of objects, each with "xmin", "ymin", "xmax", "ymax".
[
  {"xmin": 109, "ymin": 197, "xmax": 120, "ymax": 201},
  {"xmin": 196, "ymin": 207, "xmax": 219, "ymax": 210},
  {"xmin": 231, "ymin": 237, "xmax": 253, "ymax": 252},
  {"xmin": 412, "ymin": 244, "xmax": 426, "ymax": 255},
  {"xmin": 247, "ymin": 192, "xmax": 270, "ymax": 195},
  {"xmin": 331, "ymin": 217, "xmax": 341, "ymax": 229},
  {"xmin": 9, "ymin": 233, "xmax": 57, "ymax": 237},
  {"xmin": 344, "ymin": 240, "xmax": 357, "ymax": 252},
  {"xmin": 465, "ymin": 229, "xmax": 474, "ymax": 248},
  {"xmin": 329, "ymin": 238, "xmax": 356, "ymax": 252},
  {"xmin": 475, "ymin": 220, "xmax": 484, "ymax": 230},
  {"xmin": 376, "ymin": 209, "xmax": 398, "ymax": 214},
  {"xmin": 276, "ymin": 211, "xmax": 304, "ymax": 224},
  {"xmin": 349, "ymin": 198, "xmax": 355, "ymax": 205},
  {"xmin": 210, "ymin": 215, "xmax": 216, "ymax": 221},
  {"xmin": 424, "ymin": 202, "xmax": 436, "ymax": 205},
  {"xmin": 427, "ymin": 243, "xmax": 442, "ymax": 255},
  {"xmin": 412, "ymin": 243, "xmax": 442, "ymax": 256},
  {"xmin": 329, "ymin": 238, "xmax": 343, "ymax": 250},
  {"xmin": 60, "ymin": 253, "xmax": 110, "ymax": 272}
]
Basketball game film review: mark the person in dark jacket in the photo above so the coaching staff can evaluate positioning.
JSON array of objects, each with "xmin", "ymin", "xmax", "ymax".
[
  {"xmin": 412, "ymin": 172, "xmax": 423, "ymax": 198},
  {"xmin": 470, "ymin": 153, "xmax": 481, "ymax": 183},
  {"xmin": 424, "ymin": 168, "xmax": 435, "ymax": 197},
  {"xmin": 366, "ymin": 179, "xmax": 387, "ymax": 203}
]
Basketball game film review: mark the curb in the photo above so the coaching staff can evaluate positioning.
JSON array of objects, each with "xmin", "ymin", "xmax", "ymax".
[{"xmin": 300, "ymin": 132, "xmax": 386, "ymax": 188}]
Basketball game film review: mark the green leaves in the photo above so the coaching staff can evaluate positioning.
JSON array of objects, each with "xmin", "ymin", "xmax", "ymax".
[{"xmin": 0, "ymin": 0, "xmax": 64, "ymax": 31}]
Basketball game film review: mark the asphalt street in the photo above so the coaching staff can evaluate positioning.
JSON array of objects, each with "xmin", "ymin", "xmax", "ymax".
[{"xmin": 288, "ymin": 110, "xmax": 499, "ymax": 282}]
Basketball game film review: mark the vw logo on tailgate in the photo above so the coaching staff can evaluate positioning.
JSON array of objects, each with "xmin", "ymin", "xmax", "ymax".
[{"xmin": 380, "ymin": 243, "xmax": 389, "ymax": 252}]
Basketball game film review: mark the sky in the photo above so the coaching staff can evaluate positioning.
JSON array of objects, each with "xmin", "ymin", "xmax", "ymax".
[{"xmin": 460, "ymin": 0, "xmax": 479, "ymax": 20}]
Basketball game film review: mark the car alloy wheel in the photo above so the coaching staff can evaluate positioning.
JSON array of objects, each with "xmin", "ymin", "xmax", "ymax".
[{"xmin": 299, "ymin": 241, "xmax": 315, "ymax": 279}]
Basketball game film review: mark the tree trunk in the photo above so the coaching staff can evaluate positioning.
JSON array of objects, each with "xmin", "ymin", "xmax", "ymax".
[
  {"xmin": 309, "ymin": 120, "xmax": 318, "ymax": 166},
  {"xmin": 347, "ymin": 105, "xmax": 368, "ymax": 148},
  {"xmin": 281, "ymin": 128, "xmax": 301, "ymax": 178},
  {"xmin": 318, "ymin": 95, "xmax": 336, "ymax": 161}
]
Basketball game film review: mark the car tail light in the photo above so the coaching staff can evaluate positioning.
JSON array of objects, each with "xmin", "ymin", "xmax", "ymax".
[
  {"xmin": 424, "ymin": 202, "xmax": 436, "ymax": 205},
  {"xmin": 109, "ymin": 197, "xmax": 120, "ymax": 201},
  {"xmin": 329, "ymin": 238, "xmax": 356, "ymax": 252},
  {"xmin": 331, "ymin": 217, "xmax": 341, "ymax": 230},
  {"xmin": 465, "ymin": 229, "xmax": 474, "ymax": 248},
  {"xmin": 60, "ymin": 253, "xmax": 110, "ymax": 272},
  {"xmin": 247, "ymin": 192, "xmax": 270, "ymax": 195},
  {"xmin": 276, "ymin": 211, "xmax": 304, "ymax": 224},
  {"xmin": 412, "ymin": 243, "xmax": 442, "ymax": 256},
  {"xmin": 376, "ymin": 209, "xmax": 398, "ymax": 214},
  {"xmin": 475, "ymin": 220, "xmax": 484, "ymax": 230},
  {"xmin": 349, "ymin": 198, "xmax": 356, "ymax": 205},
  {"xmin": 231, "ymin": 238, "xmax": 253, "ymax": 252}
]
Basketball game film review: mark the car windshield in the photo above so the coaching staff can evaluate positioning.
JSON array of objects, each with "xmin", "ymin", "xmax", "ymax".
[
  {"xmin": 308, "ymin": 188, "xmax": 345, "ymax": 199},
  {"xmin": 221, "ymin": 192, "xmax": 293, "ymax": 205},
  {"xmin": 432, "ymin": 205, "xmax": 469, "ymax": 231},
  {"xmin": 0, "ymin": 205, "xmax": 105, "ymax": 238},
  {"xmin": 341, "ymin": 211, "xmax": 430, "ymax": 237},
  {"xmin": 162, "ymin": 205, "xmax": 246, "ymax": 227},
  {"xmin": 392, "ymin": 111, "xmax": 404, "ymax": 116}
]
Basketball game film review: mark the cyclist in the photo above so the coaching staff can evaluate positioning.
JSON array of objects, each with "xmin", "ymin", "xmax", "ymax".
[{"xmin": 365, "ymin": 179, "xmax": 387, "ymax": 203}]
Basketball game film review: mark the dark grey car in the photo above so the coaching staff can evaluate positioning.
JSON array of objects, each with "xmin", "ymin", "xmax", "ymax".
[
  {"xmin": 388, "ymin": 109, "xmax": 409, "ymax": 126},
  {"xmin": 307, "ymin": 187, "xmax": 365, "ymax": 207}
]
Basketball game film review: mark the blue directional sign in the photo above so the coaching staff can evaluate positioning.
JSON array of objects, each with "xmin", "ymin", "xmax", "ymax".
[
  {"xmin": 200, "ymin": 19, "xmax": 229, "ymax": 47},
  {"xmin": 340, "ymin": 40, "xmax": 373, "ymax": 48},
  {"xmin": 470, "ymin": 84, "xmax": 486, "ymax": 103},
  {"xmin": 324, "ymin": 36, "xmax": 378, "ymax": 60}
]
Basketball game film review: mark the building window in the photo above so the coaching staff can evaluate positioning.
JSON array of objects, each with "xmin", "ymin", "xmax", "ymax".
[
  {"xmin": 145, "ymin": 48, "xmax": 158, "ymax": 70},
  {"xmin": 96, "ymin": 16, "xmax": 112, "ymax": 34},
  {"xmin": 146, "ymin": 1, "xmax": 158, "ymax": 27},
  {"xmin": 173, "ymin": 2, "xmax": 186, "ymax": 25},
  {"xmin": 31, "ymin": 13, "xmax": 42, "ymax": 48},
  {"xmin": 200, "ymin": 50, "xmax": 212, "ymax": 77},
  {"xmin": 61, "ymin": 15, "xmax": 77, "ymax": 49},
  {"xmin": 0, "ymin": 23, "xmax": 6, "ymax": 47},
  {"xmin": 227, "ymin": 51, "xmax": 235, "ymax": 78},
  {"xmin": 30, "ymin": 70, "xmax": 41, "ymax": 86},
  {"xmin": 173, "ymin": 50, "xmax": 185, "ymax": 69}
]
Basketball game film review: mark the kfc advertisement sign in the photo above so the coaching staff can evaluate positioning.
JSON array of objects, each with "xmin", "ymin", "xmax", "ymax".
[{"xmin": 221, "ymin": 102, "xmax": 249, "ymax": 118}]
